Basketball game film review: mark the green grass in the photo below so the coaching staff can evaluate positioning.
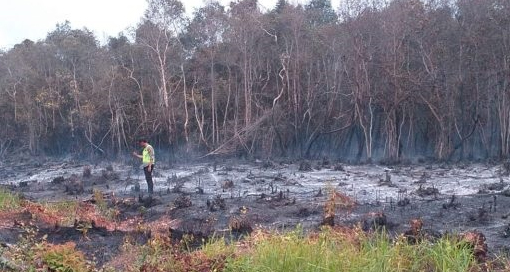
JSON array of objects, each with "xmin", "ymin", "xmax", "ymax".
[
  {"xmin": 0, "ymin": 187, "xmax": 21, "ymax": 211},
  {"xmin": 425, "ymin": 236, "xmax": 477, "ymax": 272},
  {"xmin": 92, "ymin": 188, "xmax": 119, "ymax": 221},
  {"xmin": 224, "ymin": 228, "xmax": 478, "ymax": 272},
  {"xmin": 40, "ymin": 200, "xmax": 79, "ymax": 225}
]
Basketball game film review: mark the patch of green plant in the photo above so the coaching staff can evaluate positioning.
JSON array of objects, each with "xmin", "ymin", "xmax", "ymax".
[
  {"xmin": 75, "ymin": 220, "xmax": 93, "ymax": 240},
  {"xmin": 422, "ymin": 236, "xmax": 476, "ymax": 272},
  {"xmin": 138, "ymin": 205, "xmax": 147, "ymax": 216},
  {"xmin": 42, "ymin": 200, "xmax": 79, "ymax": 225},
  {"xmin": 136, "ymin": 235, "xmax": 178, "ymax": 271},
  {"xmin": 7, "ymin": 224, "xmax": 43, "ymax": 271},
  {"xmin": 93, "ymin": 188, "xmax": 107, "ymax": 210},
  {"xmin": 0, "ymin": 187, "xmax": 21, "ymax": 211},
  {"xmin": 41, "ymin": 242, "xmax": 92, "ymax": 272},
  {"xmin": 198, "ymin": 236, "xmax": 240, "ymax": 271},
  {"xmin": 6, "ymin": 224, "xmax": 93, "ymax": 271},
  {"xmin": 224, "ymin": 228, "xmax": 478, "ymax": 272},
  {"xmin": 93, "ymin": 188, "xmax": 119, "ymax": 221},
  {"xmin": 201, "ymin": 236, "xmax": 236, "ymax": 259},
  {"xmin": 106, "ymin": 235, "xmax": 178, "ymax": 271}
]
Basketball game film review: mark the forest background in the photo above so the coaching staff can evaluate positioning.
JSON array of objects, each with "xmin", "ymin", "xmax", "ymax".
[{"xmin": 1, "ymin": 0, "xmax": 509, "ymax": 163}]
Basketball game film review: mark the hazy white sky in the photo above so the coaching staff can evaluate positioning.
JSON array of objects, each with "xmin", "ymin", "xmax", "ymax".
[{"xmin": 0, "ymin": 0, "xmax": 341, "ymax": 50}]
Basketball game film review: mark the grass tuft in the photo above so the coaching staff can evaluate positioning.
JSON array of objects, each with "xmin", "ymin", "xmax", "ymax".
[
  {"xmin": 224, "ymin": 227, "xmax": 479, "ymax": 272},
  {"xmin": 0, "ymin": 187, "xmax": 21, "ymax": 211}
]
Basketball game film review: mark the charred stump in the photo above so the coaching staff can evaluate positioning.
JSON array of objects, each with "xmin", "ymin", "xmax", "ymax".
[
  {"xmin": 299, "ymin": 160, "xmax": 312, "ymax": 172},
  {"xmin": 404, "ymin": 219, "xmax": 442, "ymax": 244},
  {"xmin": 173, "ymin": 195, "xmax": 192, "ymax": 209},
  {"xmin": 362, "ymin": 212, "xmax": 387, "ymax": 231},
  {"xmin": 321, "ymin": 215, "xmax": 335, "ymax": 227},
  {"xmin": 228, "ymin": 215, "xmax": 253, "ymax": 234},
  {"xmin": 65, "ymin": 175, "xmax": 84, "ymax": 195}
]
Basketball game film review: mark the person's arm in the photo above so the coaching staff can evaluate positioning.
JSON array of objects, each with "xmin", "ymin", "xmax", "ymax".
[{"xmin": 132, "ymin": 151, "xmax": 142, "ymax": 159}]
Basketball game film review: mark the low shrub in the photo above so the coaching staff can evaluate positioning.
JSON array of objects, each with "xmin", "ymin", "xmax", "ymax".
[
  {"xmin": 0, "ymin": 187, "xmax": 21, "ymax": 211},
  {"xmin": 40, "ymin": 242, "xmax": 92, "ymax": 272}
]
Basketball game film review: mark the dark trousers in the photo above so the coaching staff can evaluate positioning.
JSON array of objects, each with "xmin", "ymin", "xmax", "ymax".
[{"xmin": 143, "ymin": 165, "xmax": 154, "ymax": 194}]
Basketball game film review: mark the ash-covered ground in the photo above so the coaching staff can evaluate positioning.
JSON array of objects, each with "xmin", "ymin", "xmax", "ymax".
[{"xmin": 2, "ymin": 157, "xmax": 510, "ymax": 259}]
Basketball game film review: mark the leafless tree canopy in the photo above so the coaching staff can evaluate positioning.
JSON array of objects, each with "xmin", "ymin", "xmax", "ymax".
[{"xmin": 1, "ymin": 0, "xmax": 510, "ymax": 162}]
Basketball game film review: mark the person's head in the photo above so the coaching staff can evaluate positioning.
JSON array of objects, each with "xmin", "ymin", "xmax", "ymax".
[{"xmin": 138, "ymin": 139, "xmax": 148, "ymax": 147}]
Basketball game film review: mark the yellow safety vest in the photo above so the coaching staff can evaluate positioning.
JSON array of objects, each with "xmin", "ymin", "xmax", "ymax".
[{"xmin": 142, "ymin": 145, "xmax": 154, "ymax": 164}]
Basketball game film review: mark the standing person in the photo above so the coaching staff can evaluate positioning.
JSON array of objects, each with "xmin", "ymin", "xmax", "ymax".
[{"xmin": 132, "ymin": 139, "xmax": 155, "ymax": 195}]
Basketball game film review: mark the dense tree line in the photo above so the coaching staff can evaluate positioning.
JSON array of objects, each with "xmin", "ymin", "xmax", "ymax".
[{"xmin": 1, "ymin": 0, "xmax": 510, "ymax": 162}]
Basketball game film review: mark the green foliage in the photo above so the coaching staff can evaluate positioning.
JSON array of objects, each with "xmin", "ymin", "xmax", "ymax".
[
  {"xmin": 136, "ymin": 235, "xmax": 178, "ymax": 271},
  {"xmin": 0, "ymin": 187, "xmax": 21, "ymax": 211},
  {"xmin": 8, "ymin": 224, "xmax": 42, "ymax": 271},
  {"xmin": 7, "ymin": 225, "xmax": 93, "ymax": 271},
  {"xmin": 42, "ymin": 200, "xmax": 79, "ymax": 225},
  {"xmin": 111, "ymin": 234, "xmax": 237, "ymax": 272},
  {"xmin": 305, "ymin": 0, "xmax": 338, "ymax": 26},
  {"xmin": 224, "ymin": 228, "xmax": 478, "ymax": 272},
  {"xmin": 93, "ymin": 188, "xmax": 119, "ymax": 221},
  {"xmin": 424, "ymin": 236, "xmax": 476, "ymax": 272},
  {"xmin": 93, "ymin": 188, "xmax": 107, "ymax": 210},
  {"xmin": 201, "ymin": 236, "xmax": 235, "ymax": 260},
  {"xmin": 41, "ymin": 242, "xmax": 91, "ymax": 272}
]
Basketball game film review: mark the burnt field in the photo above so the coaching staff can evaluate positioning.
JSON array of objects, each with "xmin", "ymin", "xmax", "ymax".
[{"xmin": 2, "ymin": 158, "xmax": 510, "ymax": 266}]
